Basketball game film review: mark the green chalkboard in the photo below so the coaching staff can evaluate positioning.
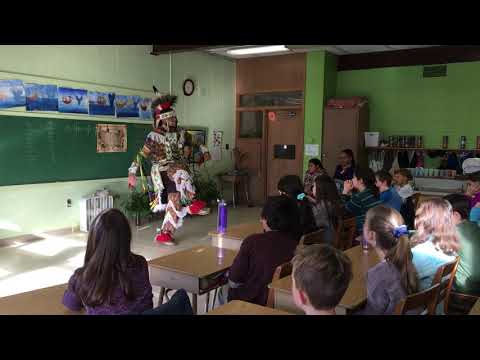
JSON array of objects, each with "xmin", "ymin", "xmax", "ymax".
[{"xmin": 0, "ymin": 115, "xmax": 151, "ymax": 186}]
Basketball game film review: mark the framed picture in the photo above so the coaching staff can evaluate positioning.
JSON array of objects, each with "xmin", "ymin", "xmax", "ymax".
[
  {"xmin": 96, "ymin": 124, "xmax": 127, "ymax": 153},
  {"xmin": 184, "ymin": 127, "xmax": 208, "ymax": 164}
]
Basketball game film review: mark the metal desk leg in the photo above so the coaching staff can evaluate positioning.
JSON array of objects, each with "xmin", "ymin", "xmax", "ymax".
[
  {"xmin": 205, "ymin": 292, "xmax": 210, "ymax": 313},
  {"xmin": 232, "ymin": 182, "xmax": 236, "ymax": 208},
  {"xmin": 192, "ymin": 294, "xmax": 198, "ymax": 315},
  {"xmin": 158, "ymin": 287, "xmax": 165, "ymax": 306},
  {"xmin": 244, "ymin": 177, "xmax": 250, "ymax": 206}
]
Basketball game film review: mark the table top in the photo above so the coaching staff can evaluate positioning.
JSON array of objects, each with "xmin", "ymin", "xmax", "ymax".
[
  {"xmin": 208, "ymin": 222, "xmax": 263, "ymax": 240},
  {"xmin": 269, "ymin": 245, "xmax": 381, "ymax": 310},
  {"xmin": 207, "ymin": 300, "xmax": 293, "ymax": 315},
  {"xmin": 469, "ymin": 299, "xmax": 480, "ymax": 315},
  {"xmin": 0, "ymin": 284, "xmax": 83, "ymax": 315},
  {"xmin": 148, "ymin": 245, "xmax": 238, "ymax": 278}
]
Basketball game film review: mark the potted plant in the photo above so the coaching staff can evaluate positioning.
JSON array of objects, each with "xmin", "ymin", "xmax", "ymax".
[
  {"xmin": 192, "ymin": 169, "xmax": 221, "ymax": 207},
  {"xmin": 122, "ymin": 190, "xmax": 152, "ymax": 226}
]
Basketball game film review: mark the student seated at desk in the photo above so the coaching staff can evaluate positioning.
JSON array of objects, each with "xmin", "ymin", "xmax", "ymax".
[
  {"xmin": 465, "ymin": 171, "xmax": 480, "ymax": 208},
  {"xmin": 278, "ymin": 175, "xmax": 318, "ymax": 236},
  {"xmin": 309, "ymin": 174, "xmax": 344, "ymax": 244},
  {"xmin": 63, "ymin": 209, "xmax": 153, "ymax": 315},
  {"xmin": 342, "ymin": 167, "xmax": 383, "ymax": 235},
  {"xmin": 356, "ymin": 206, "xmax": 418, "ymax": 315},
  {"xmin": 227, "ymin": 196, "xmax": 301, "ymax": 306},
  {"xmin": 303, "ymin": 158, "xmax": 327, "ymax": 197},
  {"xmin": 411, "ymin": 199, "xmax": 458, "ymax": 292},
  {"xmin": 375, "ymin": 170, "xmax": 402, "ymax": 212},
  {"xmin": 471, "ymin": 202, "xmax": 480, "ymax": 225},
  {"xmin": 334, "ymin": 149, "xmax": 355, "ymax": 182},
  {"xmin": 393, "ymin": 168, "xmax": 414, "ymax": 202},
  {"xmin": 444, "ymin": 194, "xmax": 480, "ymax": 297},
  {"xmin": 291, "ymin": 244, "xmax": 352, "ymax": 315}
]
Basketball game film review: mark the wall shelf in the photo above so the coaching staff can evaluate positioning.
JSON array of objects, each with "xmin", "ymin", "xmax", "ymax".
[
  {"xmin": 414, "ymin": 175, "xmax": 466, "ymax": 181},
  {"xmin": 366, "ymin": 146, "xmax": 479, "ymax": 152}
]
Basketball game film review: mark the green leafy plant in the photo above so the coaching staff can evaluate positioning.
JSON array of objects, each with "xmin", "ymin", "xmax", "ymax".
[
  {"xmin": 193, "ymin": 170, "xmax": 221, "ymax": 205},
  {"xmin": 122, "ymin": 190, "xmax": 151, "ymax": 219}
]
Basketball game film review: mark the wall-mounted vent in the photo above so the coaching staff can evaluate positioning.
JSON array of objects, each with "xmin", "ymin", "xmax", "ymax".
[{"xmin": 423, "ymin": 65, "xmax": 447, "ymax": 78}]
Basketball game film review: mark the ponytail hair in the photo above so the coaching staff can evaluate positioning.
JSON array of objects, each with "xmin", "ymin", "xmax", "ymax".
[
  {"xmin": 365, "ymin": 206, "xmax": 418, "ymax": 294},
  {"xmin": 278, "ymin": 175, "xmax": 318, "ymax": 236}
]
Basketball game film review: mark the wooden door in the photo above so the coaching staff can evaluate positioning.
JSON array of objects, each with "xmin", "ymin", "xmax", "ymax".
[
  {"xmin": 266, "ymin": 109, "xmax": 304, "ymax": 197},
  {"xmin": 322, "ymin": 108, "xmax": 359, "ymax": 177},
  {"xmin": 236, "ymin": 111, "xmax": 266, "ymax": 205}
]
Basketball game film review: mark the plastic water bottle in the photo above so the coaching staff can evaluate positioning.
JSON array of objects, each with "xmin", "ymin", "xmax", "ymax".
[
  {"xmin": 217, "ymin": 199, "xmax": 228, "ymax": 234},
  {"xmin": 361, "ymin": 236, "xmax": 370, "ymax": 252}
]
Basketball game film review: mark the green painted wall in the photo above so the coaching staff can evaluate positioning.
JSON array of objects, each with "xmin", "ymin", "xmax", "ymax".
[
  {"xmin": 303, "ymin": 51, "xmax": 325, "ymax": 172},
  {"xmin": 336, "ymin": 61, "xmax": 480, "ymax": 150},
  {"xmin": 324, "ymin": 52, "xmax": 338, "ymax": 103},
  {"xmin": 0, "ymin": 46, "xmax": 235, "ymax": 240},
  {"xmin": 303, "ymin": 51, "xmax": 337, "ymax": 172}
]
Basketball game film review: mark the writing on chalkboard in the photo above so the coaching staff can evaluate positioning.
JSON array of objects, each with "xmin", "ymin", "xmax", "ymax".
[{"xmin": 1, "ymin": 115, "xmax": 150, "ymax": 186}]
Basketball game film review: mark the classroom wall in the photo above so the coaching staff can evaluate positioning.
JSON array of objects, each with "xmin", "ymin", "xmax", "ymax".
[
  {"xmin": 303, "ymin": 51, "xmax": 337, "ymax": 172},
  {"xmin": 336, "ymin": 61, "xmax": 480, "ymax": 149},
  {"xmin": 0, "ymin": 46, "xmax": 235, "ymax": 240}
]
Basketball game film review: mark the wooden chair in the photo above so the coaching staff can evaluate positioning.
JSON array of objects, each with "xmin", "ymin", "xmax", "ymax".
[
  {"xmin": 430, "ymin": 257, "xmax": 460, "ymax": 314},
  {"xmin": 335, "ymin": 217, "xmax": 356, "ymax": 250},
  {"xmin": 412, "ymin": 192, "xmax": 421, "ymax": 211},
  {"xmin": 394, "ymin": 283, "xmax": 440, "ymax": 315},
  {"xmin": 448, "ymin": 292, "xmax": 479, "ymax": 315},
  {"xmin": 266, "ymin": 261, "xmax": 293, "ymax": 308},
  {"xmin": 299, "ymin": 229, "xmax": 327, "ymax": 246}
]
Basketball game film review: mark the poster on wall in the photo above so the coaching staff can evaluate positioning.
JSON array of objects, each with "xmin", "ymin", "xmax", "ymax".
[
  {"xmin": 115, "ymin": 95, "xmax": 140, "ymax": 118},
  {"xmin": 96, "ymin": 124, "xmax": 127, "ymax": 153},
  {"xmin": 89, "ymin": 91, "xmax": 116, "ymax": 116},
  {"xmin": 0, "ymin": 79, "xmax": 25, "ymax": 108},
  {"xmin": 138, "ymin": 97, "xmax": 152, "ymax": 120},
  {"xmin": 184, "ymin": 128, "xmax": 207, "ymax": 164},
  {"xmin": 212, "ymin": 129, "xmax": 223, "ymax": 161},
  {"xmin": 25, "ymin": 83, "xmax": 58, "ymax": 111},
  {"xmin": 58, "ymin": 87, "xmax": 89, "ymax": 114}
]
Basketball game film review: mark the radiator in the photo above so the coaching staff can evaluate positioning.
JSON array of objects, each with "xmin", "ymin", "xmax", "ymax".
[{"xmin": 79, "ymin": 195, "xmax": 114, "ymax": 232}]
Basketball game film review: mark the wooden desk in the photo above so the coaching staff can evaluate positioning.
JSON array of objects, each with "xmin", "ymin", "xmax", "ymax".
[
  {"xmin": 469, "ymin": 299, "xmax": 480, "ymax": 315},
  {"xmin": 269, "ymin": 245, "xmax": 381, "ymax": 314},
  {"xmin": 209, "ymin": 222, "xmax": 263, "ymax": 250},
  {"xmin": 148, "ymin": 245, "xmax": 238, "ymax": 314},
  {"xmin": 0, "ymin": 284, "xmax": 83, "ymax": 315},
  {"xmin": 207, "ymin": 300, "xmax": 293, "ymax": 315}
]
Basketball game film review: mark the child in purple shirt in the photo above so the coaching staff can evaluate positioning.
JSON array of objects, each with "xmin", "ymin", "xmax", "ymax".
[
  {"xmin": 63, "ymin": 209, "xmax": 153, "ymax": 315},
  {"xmin": 465, "ymin": 171, "xmax": 480, "ymax": 208}
]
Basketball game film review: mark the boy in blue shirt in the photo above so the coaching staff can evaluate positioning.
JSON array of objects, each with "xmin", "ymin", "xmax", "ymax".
[{"xmin": 375, "ymin": 170, "xmax": 402, "ymax": 212}]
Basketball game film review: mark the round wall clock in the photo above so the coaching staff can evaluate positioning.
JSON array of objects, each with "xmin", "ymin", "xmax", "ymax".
[{"xmin": 183, "ymin": 79, "xmax": 195, "ymax": 96}]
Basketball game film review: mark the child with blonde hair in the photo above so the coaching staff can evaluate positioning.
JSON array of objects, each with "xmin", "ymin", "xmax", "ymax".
[{"xmin": 411, "ymin": 198, "xmax": 459, "ymax": 291}]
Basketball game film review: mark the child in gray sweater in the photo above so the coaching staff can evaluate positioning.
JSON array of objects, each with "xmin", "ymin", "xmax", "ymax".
[{"xmin": 357, "ymin": 206, "xmax": 419, "ymax": 315}]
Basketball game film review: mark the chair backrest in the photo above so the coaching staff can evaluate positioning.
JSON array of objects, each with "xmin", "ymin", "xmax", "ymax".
[
  {"xmin": 400, "ymin": 196, "xmax": 416, "ymax": 230},
  {"xmin": 335, "ymin": 217, "xmax": 356, "ymax": 250},
  {"xmin": 394, "ymin": 283, "xmax": 440, "ymax": 315},
  {"xmin": 412, "ymin": 192, "xmax": 421, "ymax": 210},
  {"xmin": 431, "ymin": 257, "xmax": 460, "ymax": 313},
  {"xmin": 266, "ymin": 261, "xmax": 293, "ymax": 308},
  {"xmin": 300, "ymin": 229, "xmax": 327, "ymax": 246}
]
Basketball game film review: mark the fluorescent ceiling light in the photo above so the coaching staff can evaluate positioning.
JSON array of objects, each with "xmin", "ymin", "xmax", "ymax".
[{"xmin": 227, "ymin": 45, "xmax": 289, "ymax": 56}]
